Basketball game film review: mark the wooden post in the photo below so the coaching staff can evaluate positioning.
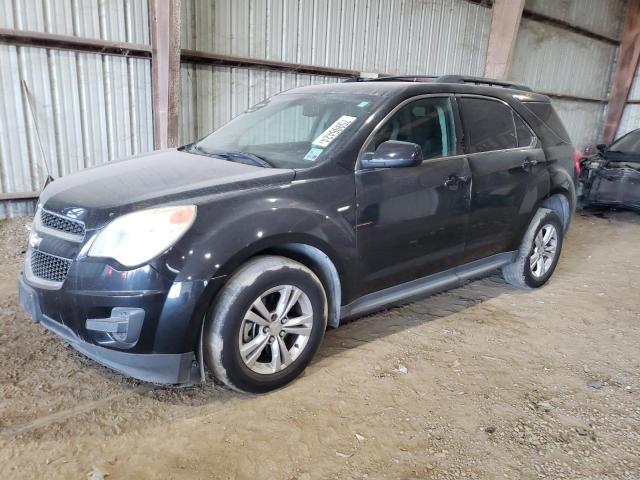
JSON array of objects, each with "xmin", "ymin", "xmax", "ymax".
[
  {"xmin": 602, "ymin": 0, "xmax": 640, "ymax": 144},
  {"xmin": 150, "ymin": 0, "xmax": 181, "ymax": 149},
  {"xmin": 484, "ymin": 0, "xmax": 525, "ymax": 80}
]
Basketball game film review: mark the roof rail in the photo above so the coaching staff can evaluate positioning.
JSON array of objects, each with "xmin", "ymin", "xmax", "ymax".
[
  {"xmin": 434, "ymin": 75, "xmax": 532, "ymax": 92},
  {"xmin": 343, "ymin": 75, "xmax": 437, "ymax": 83}
]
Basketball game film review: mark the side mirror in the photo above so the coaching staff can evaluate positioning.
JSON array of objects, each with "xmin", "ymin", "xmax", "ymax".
[
  {"xmin": 596, "ymin": 143, "xmax": 607, "ymax": 154},
  {"xmin": 360, "ymin": 141, "xmax": 423, "ymax": 169}
]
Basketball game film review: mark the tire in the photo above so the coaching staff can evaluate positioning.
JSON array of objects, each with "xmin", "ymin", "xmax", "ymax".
[
  {"xmin": 502, "ymin": 208, "xmax": 564, "ymax": 289},
  {"xmin": 204, "ymin": 255, "xmax": 327, "ymax": 393}
]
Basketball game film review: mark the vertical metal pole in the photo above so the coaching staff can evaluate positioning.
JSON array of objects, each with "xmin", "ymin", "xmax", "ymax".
[
  {"xmin": 602, "ymin": 0, "xmax": 640, "ymax": 144},
  {"xmin": 150, "ymin": 0, "xmax": 181, "ymax": 150},
  {"xmin": 484, "ymin": 0, "xmax": 525, "ymax": 81}
]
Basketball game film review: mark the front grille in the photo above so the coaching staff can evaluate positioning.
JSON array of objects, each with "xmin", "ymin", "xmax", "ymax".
[
  {"xmin": 30, "ymin": 249, "xmax": 73, "ymax": 283},
  {"xmin": 40, "ymin": 210, "xmax": 85, "ymax": 237}
]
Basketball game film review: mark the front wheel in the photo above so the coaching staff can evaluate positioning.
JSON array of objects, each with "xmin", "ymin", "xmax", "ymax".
[
  {"xmin": 204, "ymin": 255, "xmax": 327, "ymax": 393},
  {"xmin": 502, "ymin": 208, "xmax": 564, "ymax": 289}
]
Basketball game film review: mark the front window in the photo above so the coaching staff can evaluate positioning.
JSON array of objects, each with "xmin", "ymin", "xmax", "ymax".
[
  {"xmin": 189, "ymin": 92, "xmax": 379, "ymax": 169},
  {"xmin": 365, "ymin": 96, "xmax": 457, "ymax": 159}
]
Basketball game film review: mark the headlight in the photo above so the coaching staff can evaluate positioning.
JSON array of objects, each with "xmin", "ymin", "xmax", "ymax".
[{"xmin": 88, "ymin": 205, "xmax": 197, "ymax": 267}]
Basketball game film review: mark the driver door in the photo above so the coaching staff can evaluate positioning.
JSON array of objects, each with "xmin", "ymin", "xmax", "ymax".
[{"xmin": 355, "ymin": 95, "xmax": 471, "ymax": 296}]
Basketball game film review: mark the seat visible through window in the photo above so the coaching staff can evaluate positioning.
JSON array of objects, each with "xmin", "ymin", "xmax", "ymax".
[{"xmin": 370, "ymin": 97, "xmax": 456, "ymax": 160}]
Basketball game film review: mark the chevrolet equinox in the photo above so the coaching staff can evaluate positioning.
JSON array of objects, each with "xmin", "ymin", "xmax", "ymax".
[{"xmin": 19, "ymin": 75, "xmax": 578, "ymax": 393}]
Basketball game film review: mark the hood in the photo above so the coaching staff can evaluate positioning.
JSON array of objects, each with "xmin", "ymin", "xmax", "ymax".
[{"xmin": 40, "ymin": 149, "xmax": 295, "ymax": 219}]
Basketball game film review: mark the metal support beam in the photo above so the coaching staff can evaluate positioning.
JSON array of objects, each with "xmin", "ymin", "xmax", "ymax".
[
  {"xmin": 180, "ymin": 50, "xmax": 360, "ymax": 77},
  {"xmin": 0, "ymin": 28, "xmax": 151, "ymax": 58},
  {"xmin": 484, "ymin": 0, "xmax": 525, "ymax": 80},
  {"xmin": 0, "ymin": 192, "xmax": 39, "ymax": 201},
  {"xmin": 150, "ymin": 0, "xmax": 181, "ymax": 150},
  {"xmin": 603, "ymin": 0, "xmax": 640, "ymax": 143}
]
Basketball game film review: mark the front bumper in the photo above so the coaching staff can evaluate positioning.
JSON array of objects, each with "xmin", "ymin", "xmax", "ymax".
[{"xmin": 19, "ymin": 274, "xmax": 203, "ymax": 384}]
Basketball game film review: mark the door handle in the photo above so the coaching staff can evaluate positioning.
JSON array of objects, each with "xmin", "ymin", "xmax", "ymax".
[
  {"xmin": 522, "ymin": 157, "xmax": 539, "ymax": 170},
  {"xmin": 443, "ymin": 174, "xmax": 470, "ymax": 190}
]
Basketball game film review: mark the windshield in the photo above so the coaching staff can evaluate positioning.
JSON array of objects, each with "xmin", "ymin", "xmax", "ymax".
[
  {"xmin": 609, "ymin": 129, "xmax": 640, "ymax": 155},
  {"xmin": 190, "ymin": 92, "xmax": 379, "ymax": 169}
]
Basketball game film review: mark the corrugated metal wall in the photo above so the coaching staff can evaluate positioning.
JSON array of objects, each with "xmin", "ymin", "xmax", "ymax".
[
  {"xmin": 1, "ymin": 0, "xmax": 635, "ymax": 219},
  {"xmin": 616, "ymin": 63, "xmax": 640, "ymax": 138},
  {"xmin": 179, "ymin": 0, "xmax": 492, "ymax": 143},
  {"xmin": 0, "ymin": 0, "xmax": 153, "ymax": 219},
  {"xmin": 510, "ymin": 0, "xmax": 625, "ymax": 150}
]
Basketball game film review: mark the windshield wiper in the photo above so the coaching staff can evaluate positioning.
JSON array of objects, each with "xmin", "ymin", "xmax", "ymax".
[
  {"xmin": 217, "ymin": 151, "xmax": 273, "ymax": 168},
  {"xmin": 183, "ymin": 144, "xmax": 273, "ymax": 168}
]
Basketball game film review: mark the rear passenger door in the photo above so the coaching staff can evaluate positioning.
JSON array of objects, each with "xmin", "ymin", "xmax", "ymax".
[{"xmin": 457, "ymin": 95, "xmax": 549, "ymax": 262}]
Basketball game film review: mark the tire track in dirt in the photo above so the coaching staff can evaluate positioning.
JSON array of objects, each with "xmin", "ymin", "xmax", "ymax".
[{"xmin": 1, "ymin": 384, "xmax": 156, "ymax": 437}]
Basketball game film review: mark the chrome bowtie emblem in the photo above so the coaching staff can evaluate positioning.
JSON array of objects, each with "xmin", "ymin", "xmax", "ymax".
[{"xmin": 29, "ymin": 231, "xmax": 43, "ymax": 249}]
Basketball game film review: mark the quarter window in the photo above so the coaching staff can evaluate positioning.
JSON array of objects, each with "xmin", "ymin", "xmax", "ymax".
[
  {"xmin": 459, "ymin": 97, "xmax": 518, "ymax": 153},
  {"xmin": 369, "ymin": 97, "xmax": 456, "ymax": 160},
  {"xmin": 514, "ymin": 112, "xmax": 535, "ymax": 147}
]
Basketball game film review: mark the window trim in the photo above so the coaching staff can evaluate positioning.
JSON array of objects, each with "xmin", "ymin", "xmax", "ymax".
[
  {"xmin": 456, "ymin": 94, "xmax": 538, "ymax": 155},
  {"xmin": 355, "ymin": 94, "xmax": 460, "ymax": 171}
]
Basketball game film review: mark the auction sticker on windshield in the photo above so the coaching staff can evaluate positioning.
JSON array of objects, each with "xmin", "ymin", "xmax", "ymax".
[{"xmin": 312, "ymin": 116, "xmax": 356, "ymax": 148}]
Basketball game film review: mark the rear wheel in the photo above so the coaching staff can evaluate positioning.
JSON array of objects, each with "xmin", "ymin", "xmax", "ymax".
[
  {"xmin": 502, "ymin": 208, "xmax": 564, "ymax": 289},
  {"xmin": 204, "ymin": 256, "xmax": 327, "ymax": 393}
]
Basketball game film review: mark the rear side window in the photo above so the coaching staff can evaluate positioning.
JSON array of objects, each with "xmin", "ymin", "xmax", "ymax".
[
  {"xmin": 521, "ymin": 101, "xmax": 571, "ymax": 145},
  {"xmin": 459, "ymin": 97, "xmax": 517, "ymax": 153}
]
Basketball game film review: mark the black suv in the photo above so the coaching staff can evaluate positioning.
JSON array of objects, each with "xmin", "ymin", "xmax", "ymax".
[{"xmin": 19, "ymin": 75, "xmax": 577, "ymax": 393}]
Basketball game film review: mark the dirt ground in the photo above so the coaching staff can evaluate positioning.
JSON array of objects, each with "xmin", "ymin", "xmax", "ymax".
[{"xmin": 0, "ymin": 210, "xmax": 638, "ymax": 480}]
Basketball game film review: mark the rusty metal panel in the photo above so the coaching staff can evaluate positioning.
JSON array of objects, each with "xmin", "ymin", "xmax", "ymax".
[
  {"xmin": 551, "ymin": 98, "xmax": 604, "ymax": 150},
  {"xmin": 0, "ymin": 44, "xmax": 153, "ymax": 218},
  {"xmin": 510, "ymin": 19, "xmax": 617, "ymax": 99},
  {"xmin": 181, "ymin": 0, "xmax": 491, "ymax": 76},
  {"xmin": 616, "ymin": 105, "xmax": 640, "ymax": 138},
  {"xmin": 524, "ymin": 0, "xmax": 627, "ymax": 40},
  {"xmin": 0, "ymin": 0, "xmax": 150, "ymax": 44},
  {"xmin": 180, "ymin": 63, "xmax": 340, "ymax": 143}
]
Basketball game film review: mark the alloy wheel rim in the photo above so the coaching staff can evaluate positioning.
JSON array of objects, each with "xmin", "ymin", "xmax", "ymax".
[
  {"xmin": 529, "ymin": 223, "xmax": 558, "ymax": 279},
  {"xmin": 238, "ymin": 285, "xmax": 313, "ymax": 375}
]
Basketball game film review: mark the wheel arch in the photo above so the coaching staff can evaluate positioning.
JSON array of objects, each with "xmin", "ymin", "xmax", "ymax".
[
  {"xmin": 542, "ymin": 191, "xmax": 572, "ymax": 232},
  {"xmin": 203, "ymin": 236, "xmax": 344, "ymax": 330}
]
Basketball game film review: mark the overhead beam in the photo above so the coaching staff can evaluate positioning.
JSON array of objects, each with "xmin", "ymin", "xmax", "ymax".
[
  {"xmin": 181, "ymin": 50, "xmax": 360, "ymax": 77},
  {"xmin": 0, "ymin": 192, "xmax": 39, "ymax": 201},
  {"xmin": 0, "ymin": 28, "xmax": 151, "ymax": 58},
  {"xmin": 521, "ymin": 10, "xmax": 619, "ymax": 45},
  {"xmin": 484, "ymin": 0, "xmax": 525, "ymax": 80},
  {"xmin": 149, "ymin": 0, "xmax": 181, "ymax": 149},
  {"xmin": 603, "ymin": 0, "xmax": 640, "ymax": 143}
]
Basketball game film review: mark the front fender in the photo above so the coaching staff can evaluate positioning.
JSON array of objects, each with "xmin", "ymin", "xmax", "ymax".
[{"xmin": 155, "ymin": 175, "xmax": 357, "ymax": 352}]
